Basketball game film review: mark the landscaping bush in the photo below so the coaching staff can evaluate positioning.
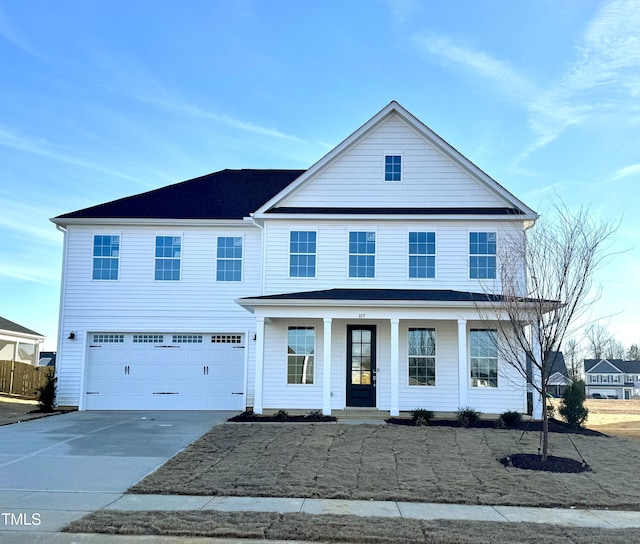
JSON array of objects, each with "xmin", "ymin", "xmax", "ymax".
[
  {"xmin": 410, "ymin": 408, "xmax": 434, "ymax": 426},
  {"xmin": 456, "ymin": 407, "xmax": 481, "ymax": 428},
  {"xmin": 559, "ymin": 379, "xmax": 588, "ymax": 429},
  {"xmin": 274, "ymin": 410, "xmax": 289, "ymax": 421},
  {"xmin": 36, "ymin": 371, "xmax": 57, "ymax": 412},
  {"xmin": 498, "ymin": 410, "xmax": 522, "ymax": 428}
]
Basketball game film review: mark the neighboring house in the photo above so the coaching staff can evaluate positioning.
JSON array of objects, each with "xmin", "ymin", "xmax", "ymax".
[
  {"xmin": 38, "ymin": 351, "xmax": 57, "ymax": 367},
  {"xmin": 0, "ymin": 317, "xmax": 44, "ymax": 366},
  {"xmin": 51, "ymin": 101, "xmax": 542, "ymax": 416},
  {"xmin": 546, "ymin": 352, "xmax": 572, "ymax": 398},
  {"xmin": 584, "ymin": 359, "xmax": 640, "ymax": 400}
]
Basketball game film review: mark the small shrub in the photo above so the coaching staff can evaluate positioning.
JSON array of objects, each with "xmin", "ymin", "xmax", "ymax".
[
  {"xmin": 559, "ymin": 380, "xmax": 588, "ymax": 429},
  {"xmin": 306, "ymin": 409, "xmax": 323, "ymax": 419},
  {"xmin": 499, "ymin": 410, "xmax": 522, "ymax": 428},
  {"xmin": 274, "ymin": 409, "xmax": 289, "ymax": 421},
  {"xmin": 411, "ymin": 408, "xmax": 434, "ymax": 425},
  {"xmin": 36, "ymin": 371, "xmax": 57, "ymax": 412},
  {"xmin": 546, "ymin": 403, "xmax": 556, "ymax": 420},
  {"xmin": 456, "ymin": 406, "xmax": 481, "ymax": 428}
]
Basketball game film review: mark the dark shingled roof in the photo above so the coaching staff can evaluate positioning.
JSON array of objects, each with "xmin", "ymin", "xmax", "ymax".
[
  {"xmin": 55, "ymin": 169, "xmax": 305, "ymax": 221},
  {"xmin": 585, "ymin": 359, "xmax": 640, "ymax": 374},
  {"xmin": 0, "ymin": 317, "xmax": 43, "ymax": 337},
  {"xmin": 241, "ymin": 289, "xmax": 527, "ymax": 303}
]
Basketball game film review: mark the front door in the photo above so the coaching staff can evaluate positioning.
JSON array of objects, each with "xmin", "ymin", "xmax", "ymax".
[{"xmin": 346, "ymin": 325, "xmax": 376, "ymax": 407}]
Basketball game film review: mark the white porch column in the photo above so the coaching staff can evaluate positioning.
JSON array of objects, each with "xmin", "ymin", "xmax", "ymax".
[
  {"xmin": 254, "ymin": 317, "xmax": 265, "ymax": 414},
  {"xmin": 323, "ymin": 318, "xmax": 332, "ymax": 416},
  {"xmin": 457, "ymin": 319, "xmax": 467, "ymax": 408},
  {"xmin": 390, "ymin": 318, "xmax": 399, "ymax": 417}
]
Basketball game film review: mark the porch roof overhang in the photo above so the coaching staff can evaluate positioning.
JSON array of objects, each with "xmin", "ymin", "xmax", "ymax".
[{"xmin": 236, "ymin": 288, "xmax": 546, "ymax": 320}]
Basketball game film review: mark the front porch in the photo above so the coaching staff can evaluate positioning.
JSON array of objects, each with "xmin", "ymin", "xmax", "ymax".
[{"xmin": 238, "ymin": 290, "xmax": 538, "ymax": 418}]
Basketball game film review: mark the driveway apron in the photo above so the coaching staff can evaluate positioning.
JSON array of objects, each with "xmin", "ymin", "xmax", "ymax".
[{"xmin": 0, "ymin": 410, "xmax": 233, "ymax": 534}]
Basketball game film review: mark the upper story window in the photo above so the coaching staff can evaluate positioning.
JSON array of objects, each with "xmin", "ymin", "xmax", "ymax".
[
  {"xmin": 470, "ymin": 329, "xmax": 498, "ymax": 387},
  {"xmin": 290, "ymin": 231, "xmax": 317, "ymax": 278},
  {"xmin": 469, "ymin": 232, "xmax": 496, "ymax": 279},
  {"xmin": 408, "ymin": 232, "xmax": 436, "ymax": 279},
  {"xmin": 349, "ymin": 231, "xmax": 375, "ymax": 278},
  {"xmin": 287, "ymin": 327, "xmax": 315, "ymax": 384},
  {"xmin": 384, "ymin": 154, "xmax": 402, "ymax": 181},
  {"xmin": 408, "ymin": 328, "xmax": 436, "ymax": 386},
  {"xmin": 155, "ymin": 236, "xmax": 181, "ymax": 281},
  {"xmin": 217, "ymin": 237, "xmax": 243, "ymax": 281},
  {"xmin": 93, "ymin": 235, "xmax": 120, "ymax": 280}
]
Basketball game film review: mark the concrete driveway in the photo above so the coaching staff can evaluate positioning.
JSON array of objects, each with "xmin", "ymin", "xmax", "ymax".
[{"xmin": 0, "ymin": 410, "xmax": 234, "ymax": 537}]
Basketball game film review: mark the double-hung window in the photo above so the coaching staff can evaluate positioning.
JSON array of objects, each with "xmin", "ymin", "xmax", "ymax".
[
  {"xmin": 93, "ymin": 235, "xmax": 120, "ymax": 280},
  {"xmin": 408, "ymin": 328, "xmax": 436, "ymax": 386},
  {"xmin": 155, "ymin": 236, "xmax": 181, "ymax": 281},
  {"xmin": 349, "ymin": 231, "xmax": 375, "ymax": 278},
  {"xmin": 469, "ymin": 232, "xmax": 496, "ymax": 279},
  {"xmin": 408, "ymin": 232, "xmax": 436, "ymax": 278},
  {"xmin": 470, "ymin": 329, "xmax": 498, "ymax": 387},
  {"xmin": 384, "ymin": 154, "xmax": 402, "ymax": 181},
  {"xmin": 287, "ymin": 327, "xmax": 315, "ymax": 384},
  {"xmin": 290, "ymin": 231, "xmax": 316, "ymax": 277},
  {"xmin": 217, "ymin": 237, "xmax": 243, "ymax": 281}
]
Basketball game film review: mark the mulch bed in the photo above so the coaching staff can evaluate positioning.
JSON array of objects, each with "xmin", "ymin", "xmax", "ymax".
[
  {"xmin": 228, "ymin": 411, "xmax": 337, "ymax": 423},
  {"xmin": 386, "ymin": 417, "xmax": 606, "ymax": 436},
  {"xmin": 500, "ymin": 453, "xmax": 591, "ymax": 473}
]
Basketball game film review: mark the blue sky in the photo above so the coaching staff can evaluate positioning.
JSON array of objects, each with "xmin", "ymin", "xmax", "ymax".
[{"xmin": 1, "ymin": 0, "xmax": 638, "ymax": 351}]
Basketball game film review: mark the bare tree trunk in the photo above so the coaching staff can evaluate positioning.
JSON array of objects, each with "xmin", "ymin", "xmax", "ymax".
[{"xmin": 541, "ymin": 382, "xmax": 549, "ymax": 462}]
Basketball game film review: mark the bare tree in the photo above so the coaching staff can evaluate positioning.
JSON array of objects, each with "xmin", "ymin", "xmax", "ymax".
[
  {"xmin": 627, "ymin": 344, "xmax": 640, "ymax": 361},
  {"xmin": 604, "ymin": 338, "xmax": 626, "ymax": 360},
  {"xmin": 563, "ymin": 338, "xmax": 583, "ymax": 381},
  {"xmin": 477, "ymin": 202, "xmax": 617, "ymax": 462},
  {"xmin": 586, "ymin": 324, "xmax": 614, "ymax": 359}
]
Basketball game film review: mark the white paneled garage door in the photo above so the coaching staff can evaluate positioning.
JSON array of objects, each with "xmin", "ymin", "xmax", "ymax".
[{"xmin": 84, "ymin": 333, "xmax": 245, "ymax": 410}]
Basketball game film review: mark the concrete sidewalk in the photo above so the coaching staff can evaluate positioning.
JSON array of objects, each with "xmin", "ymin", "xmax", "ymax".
[{"xmin": 2, "ymin": 490, "xmax": 640, "ymax": 539}]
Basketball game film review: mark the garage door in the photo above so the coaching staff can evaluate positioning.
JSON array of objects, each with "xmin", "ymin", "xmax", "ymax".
[{"xmin": 84, "ymin": 333, "xmax": 245, "ymax": 410}]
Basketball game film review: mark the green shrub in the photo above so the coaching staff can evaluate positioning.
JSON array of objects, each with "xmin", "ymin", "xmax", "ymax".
[
  {"xmin": 410, "ymin": 408, "xmax": 434, "ymax": 426},
  {"xmin": 306, "ymin": 409, "xmax": 323, "ymax": 419},
  {"xmin": 498, "ymin": 410, "xmax": 522, "ymax": 428},
  {"xmin": 36, "ymin": 370, "xmax": 57, "ymax": 412},
  {"xmin": 274, "ymin": 409, "xmax": 289, "ymax": 421},
  {"xmin": 559, "ymin": 380, "xmax": 588, "ymax": 429},
  {"xmin": 456, "ymin": 406, "xmax": 481, "ymax": 428},
  {"xmin": 546, "ymin": 402, "xmax": 556, "ymax": 419}
]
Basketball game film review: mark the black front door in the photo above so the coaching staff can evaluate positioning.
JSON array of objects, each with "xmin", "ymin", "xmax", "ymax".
[{"xmin": 347, "ymin": 325, "xmax": 376, "ymax": 407}]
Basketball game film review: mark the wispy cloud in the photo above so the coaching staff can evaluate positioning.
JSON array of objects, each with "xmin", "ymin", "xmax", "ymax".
[
  {"xmin": 0, "ymin": 7, "xmax": 48, "ymax": 62},
  {"xmin": 0, "ymin": 125, "xmax": 149, "ymax": 186},
  {"xmin": 412, "ymin": 34, "xmax": 536, "ymax": 101},
  {"xmin": 411, "ymin": 0, "xmax": 640, "ymax": 158},
  {"xmin": 608, "ymin": 163, "xmax": 640, "ymax": 182},
  {"xmin": 0, "ymin": 193, "xmax": 61, "ymax": 244}
]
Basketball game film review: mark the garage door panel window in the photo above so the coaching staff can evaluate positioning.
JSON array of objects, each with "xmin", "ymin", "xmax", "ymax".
[
  {"xmin": 133, "ymin": 334, "xmax": 164, "ymax": 343},
  {"xmin": 173, "ymin": 335, "xmax": 203, "ymax": 343},
  {"xmin": 92, "ymin": 334, "xmax": 124, "ymax": 343}
]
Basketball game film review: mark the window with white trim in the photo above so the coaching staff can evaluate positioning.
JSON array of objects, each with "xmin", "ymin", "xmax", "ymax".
[
  {"xmin": 93, "ymin": 235, "xmax": 120, "ymax": 280},
  {"xmin": 92, "ymin": 334, "xmax": 124, "ymax": 343},
  {"xmin": 408, "ymin": 328, "xmax": 436, "ymax": 386},
  {"xmin": 408, "ymin": 232, "xmax": 436, "ymax": 278},
  {"xmin": 290, "ymin": 231, "xmax": 317, "ymax": 277},
  {"xmin": 172, "ymin": 335, "xmax": 203, "ymax": 343},
  {"xmin": 217, "ymin": 237, "xmax": 243, "ymax": 281},
  {"xmin": 155, "ymin": 236, "xmax": 181, "ymax": 281},
  {"xmin": 133, "ymin": 334, "xmax": 164, "ymax": 343},
  {"xmin": 384, "ymin": 154, "xmax": 402, "ymax": 181},
  {"xmin": 349, "ymin": 231, "xmax": 375, "ymax": 278},
  {"xmin": 287, "ymin": 327, "xmax": 315, "ymax": 384},
  {"xmin": 470, "ymin": 329, "xmax": 498, "ymax": 387},
  {"xmin": 469, "ymin": 232, "xmax": 496, "ymax": 279}
]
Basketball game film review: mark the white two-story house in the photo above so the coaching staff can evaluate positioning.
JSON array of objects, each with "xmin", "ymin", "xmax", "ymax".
[{"xmin": 51, "ymin": 101, "xmax": 540, "ymax": 417}]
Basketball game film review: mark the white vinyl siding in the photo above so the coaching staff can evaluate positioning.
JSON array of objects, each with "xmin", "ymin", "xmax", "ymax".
[
  {"xmin": 55, "ymin": 225, "xmax": 261, "ymax": 408},
  {"xmin": 278, "ymin": 114, "xmax": 506, "ymax": 209}
]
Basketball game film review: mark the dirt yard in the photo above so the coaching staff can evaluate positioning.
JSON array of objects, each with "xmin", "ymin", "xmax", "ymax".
[{"xmin": 582, "ymin": 399, "xmax": 640, "ymax": 440}]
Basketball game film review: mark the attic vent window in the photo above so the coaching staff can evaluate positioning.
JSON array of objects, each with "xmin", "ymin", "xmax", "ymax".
[{"xmin": 384, "ymin": 154, "xmax": 402, "ymax": 181}]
